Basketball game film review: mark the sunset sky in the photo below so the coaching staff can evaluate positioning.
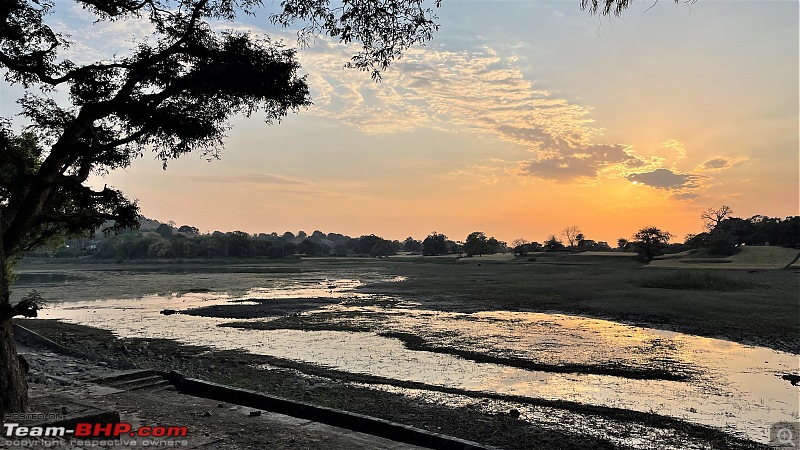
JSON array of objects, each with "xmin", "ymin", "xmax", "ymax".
[{"xmin": 2, "ymin": 1, "xmax": 798, "ymax": 244}]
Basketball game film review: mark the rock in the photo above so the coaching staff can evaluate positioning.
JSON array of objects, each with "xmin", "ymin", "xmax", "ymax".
[
  {"xmin": 509, "ymin": 409, "xmax": 521, "ymax": 419},
  {"xmin": 249, "ymin": 410, "xmax": 262, "ymax": 417},
  {"xmin": 781, "ymin": 374, "xmax": 800, "ymax": 386},
  {"xmin": 61, "ymin": 407, "xmax": 70, "ymax": 415},
  {"xmin": 217, "ymin": 403, "xmax": 225, "ymax": 408},
  {"xmin": 202, "ymin": 411, "xmax": 212, "ymax": 417}
]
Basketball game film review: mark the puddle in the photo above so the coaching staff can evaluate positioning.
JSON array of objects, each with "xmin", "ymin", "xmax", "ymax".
[{"xmin": 34, "ymin": 275, "xmax": 799, "ymax": 444}]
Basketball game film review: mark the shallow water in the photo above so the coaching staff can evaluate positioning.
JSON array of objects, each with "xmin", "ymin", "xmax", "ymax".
[{"xmin": 34, "ymin": 275, "xmax": 799, "ymax": 444}]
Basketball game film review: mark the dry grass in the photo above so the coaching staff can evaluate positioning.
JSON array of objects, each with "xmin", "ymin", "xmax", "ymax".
[
  {"xmin": 649, "ymin": 246, "xmax": 800, "ymax": 269},
  {"xmin": 639, "ymin": 271, "xmax": 756, "ymax": 291}
]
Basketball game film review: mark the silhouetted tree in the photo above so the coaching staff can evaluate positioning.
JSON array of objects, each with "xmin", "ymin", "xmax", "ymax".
[
  {"xmin": 631, "ymin": 227, "xmax": 673, "ymax": 262},
  {"xmin": 155, "ymin": 224, "xmax": 174, "ymax": 239},
  {"xmin": 178, "ymin": 225, "xmax": 199, "ymax": 234},
  {"xmin": 561, "ymin": 225, "xmax": 581, "ymax": 252},
  {"xmin": 422, "ymin": 232, "xmax": 448, "ymax": 256},
  {"xmin": 0, "ymin": 0, "xmax": 448, "ymax": 415},
  {"xmin": 544, "ymin": 235, "xmax": 564, "ymax": 251},
  {"xmin": 403, "ymin": 236, "xmax": 424, "ymax": 253},
  {"xmin": 701, "ymin": 205, "xmax": 733, "ymax": 231},
  {"xmin": 684, "ymin": 233, "xmax": 709, "ymax": 250},
  {"xmin": 464, "ymin": 231, "xmax": 494, "ymax": 257},
  {"xmin": 371, "ymin": 240, "xmax": 395, "ymax": 257}
]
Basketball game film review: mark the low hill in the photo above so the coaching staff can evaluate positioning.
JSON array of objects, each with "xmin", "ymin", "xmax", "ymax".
[{"xmin": 648, "ymin": 246, "xmax": 800, "ymax": 270}]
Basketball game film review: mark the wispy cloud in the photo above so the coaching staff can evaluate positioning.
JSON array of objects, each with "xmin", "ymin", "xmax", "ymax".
[
  {"xmin": 696, "ymin": 156, "xmax": 748, "ymax": 172},
  {"xmin": 626, "ymin": 168, "xmax": 704, "ymax": 191},
  {"xmin": 183, "ymin": 173, "xmax": 308, "ymax": 185}
]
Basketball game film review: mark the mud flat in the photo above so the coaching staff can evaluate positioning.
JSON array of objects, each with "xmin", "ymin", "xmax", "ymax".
[{"xmin": 17, "ymin": 319, "xmax": 771, "ymax": 450}]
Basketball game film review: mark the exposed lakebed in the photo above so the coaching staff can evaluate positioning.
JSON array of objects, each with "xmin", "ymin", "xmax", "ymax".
[{"xmin": 31, "ymin": 272, "xmax": 799, "ymax": 444}]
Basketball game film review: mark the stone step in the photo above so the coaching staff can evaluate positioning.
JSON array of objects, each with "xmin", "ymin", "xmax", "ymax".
[
  {"xmin": 90, "ymin": 369, "xmax": 159, "ymax": 385},
  {"xmin": 108, "ymin": 375, "xmax": 171, "ymax": 391},
  {"xmin": 90, "ymin": 369, "xmax": 172, "ymax": 391}
]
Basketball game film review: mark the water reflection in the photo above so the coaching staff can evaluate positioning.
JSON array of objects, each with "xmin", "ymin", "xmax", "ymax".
[{"xmin": 35, "ymin": 276, "xmax": 799, "ymax": 444}]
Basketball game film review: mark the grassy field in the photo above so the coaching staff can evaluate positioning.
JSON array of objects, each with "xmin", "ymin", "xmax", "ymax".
[{"xmin": 649, "ymin": 246, "xmax": 800, "ymax": 269}]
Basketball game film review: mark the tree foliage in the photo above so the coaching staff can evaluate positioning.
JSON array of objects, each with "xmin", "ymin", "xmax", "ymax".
[
  {"xmin": 464, "ymin": 231, "xmax": 496, "ymax": 257},
  {"xmin": 687, "ymin": 213, "xmax": 800, "ymax": 253},
  {"xmin": 422, "ymin": 232, "xmax": 448, "ymax": 256},
  {"xmin": 700, "ymin": 205, "xmax": 733, "ymax": 232},
  {"xmin": 0, "ymin": 0, "xmax": 449, "ymax": 416},
  {"xmin": 631, "ymin": 227, "xmax": 672, "ymax": 262},
  {"xmin": 544, "ymin": 235, "xmax": 564, "ymax": 251},
  {"xmin": 580, "ymin": 0, "xmax": 693, "ymax": 16},
  {"xmin": 403, "ymin": 236, "xmax": 423, "ymax": 253},
  {"xmin": 561, "ymin": 225, "xmax": 581, "ymax": 252}
]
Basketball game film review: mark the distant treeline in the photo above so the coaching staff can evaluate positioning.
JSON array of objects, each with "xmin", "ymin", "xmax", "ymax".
[
  {"xmin": 683, "ymin": 214, "xmax": 799, "ymax": 255},
  {"xmin": 32, "ymin": 209, "xmax": 799, "ymax": 261},
  {"xmin": 45, "ymin": 225, "xmax": 470, "ymax": 260}
]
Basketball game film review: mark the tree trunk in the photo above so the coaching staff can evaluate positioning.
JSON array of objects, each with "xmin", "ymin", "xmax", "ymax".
[
  {"xmin": 0, "ymin": 219, "xmax": 29, "ymax": 417},
  {"xmin": 0, "ymin": 316, "xmax": 28, "ymax": 417}
]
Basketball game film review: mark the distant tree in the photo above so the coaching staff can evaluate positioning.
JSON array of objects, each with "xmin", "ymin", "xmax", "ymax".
[
  {"xmin": 701, "ymin": 205, "xmax": 734, "ymax": 231},
  {"xmin": 353, "ymin": 235, "xmax": 378, "ymax": 254},
  {"xmin": 297, "ymin": 239, "xmax": 315, "ymax": 256},
  {"xmin": 326, "ymin": 233, "xmax": 349, "ymax": 246},
  {"xmin": 296, "ymin": 231, "xmax": 308, "ymax": 241},
  {"xmin": 310, "ymin": 230, "xmax": 326, "ymax": 243},
  {"xmin": 775, "ymin": 216, "xmax": 799, "ymax": 248},
  {"xmin": 684, "ymin": 233, "xmax": 708, "ymax": 249},
  {"xmin": 512, "ymin": 238, "xmax": 530, "ymax": 256},
  {"xmin": 155, "ymin": 224, "xmax": 173, "ymax": 239},
  {"xmin": 403, "ymin": 237, "xmax": 424, "ymax": 253},
  {"xmin": 706, "ymin": 231, "xmax": 737, "ymax": 256},
  {"xmin": 561, "ymin": 226, "xmax": 582, "ymax": 252},
  {"xmin": 576, "ymin": 238, "xmax": 600, "ymax": 252},
  {"xmin": 595, "ymin": 241, "xmax": 612, "ymax": 251},
  {"xmin": 178, "ymin": 225, "xmax": 199, "ymax": 235},
  {"xmin": 298, "ymin": 239, "xmax": 329, "ymax": 256},
  {"xmin": 617, "ymin": 238, "xmax": 630, "ymax": 251},
  {"xmin": 227, "ymin": 231, "xmax": 255, "ymax": 258},
  {"xmin": 544, "ymin": 235, "xmax": 564, "ymax": 251},
  {"xmin": 631, "ymin": 227, "xmax": 673, "ymax": 262},
  {"xmin": 422, "ymin": 232, "xmax": 448, "ymax": 256},
  {"xmin": 370, "ymin": 240, "xmax": 395, "ymax": 257},
  {"xmin": 486, "ymin": 237, "xmax": 504, "ymax": 254},
  {"xmin": 464, "ymin": 231, "xmax": 492, "ymax": 257},
  {"xmin": 282, "ymin": 231, "xmax": 296, "ymax": 242},
  {"xmin": 449, "ymin": 242, "xmax": 464, "ymax": 257}
]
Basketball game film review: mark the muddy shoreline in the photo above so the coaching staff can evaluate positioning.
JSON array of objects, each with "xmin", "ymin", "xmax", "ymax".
[{"xmin": 15, "ymin": 319, "xmax": 767, "ymax": 450}]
